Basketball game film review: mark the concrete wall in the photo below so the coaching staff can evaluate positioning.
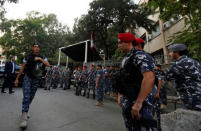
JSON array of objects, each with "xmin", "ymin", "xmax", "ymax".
[
  {"xmin": 164, "ymin": 19, "xmax": 186, "ymax": 46},
  {"xmin": 161, "ymin": 109, "xmax": 201, "ymax": 131}
]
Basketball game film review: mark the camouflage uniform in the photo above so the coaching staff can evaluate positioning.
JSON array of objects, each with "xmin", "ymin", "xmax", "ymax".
[
  {"xmin": 22, "ymin": 53, "xmax": 48, "ymax": 113},
  {"xmin": 61, "ymin": 69, "xmax": 69, "ymax": 90},
  {"xmin": 119, "ymin": 48, "xmax": 156, "ymax": 131},
  {"xmin": 86, "ymin": 69, "xmax": 96, "ymax": 99},
  {"xmin": 51, "ymin": 68, "xmax": 60, "ymax": 89},
  {"xmin": 80, "ymin": 69, "xmax": 88, "ymax": 96},
  {"xmin": 166, "ymin": 55, "xmax": 201, "ymax": 111},
  {"xmin": 110, "ymin": 68, "xmax": 117, "ymax": 95},
  {"xmin": 96, "ymin": 69, "xmax": 104, "ymax": 103},
  {"xmin": 154, "ymin": 69, "xmax": 167, "ymax": 105},
  {"xmin": 74, "ymin": 70, "xmax": 82, "ymax": 96},
  {"xmin": 44, "ymin": 67, "xmax": 53, "ymax": 90},
  {"xmin": 103, "ymin": 68, "xmax": 111, "ymax": 94},
  {"xmin": 66, "ymin": 68, "xmax": 72, "ymax": 89}
]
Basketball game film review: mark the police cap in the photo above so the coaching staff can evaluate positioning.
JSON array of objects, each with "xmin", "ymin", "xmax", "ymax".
[{"xmin": 168, "ymin": 43, "xmax": 187, "ymax": 52}]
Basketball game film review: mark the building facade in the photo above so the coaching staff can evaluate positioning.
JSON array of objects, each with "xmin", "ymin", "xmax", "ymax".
[{"xmin": 135, "ymin": 0, "xmax": 186, "ymax": 64}]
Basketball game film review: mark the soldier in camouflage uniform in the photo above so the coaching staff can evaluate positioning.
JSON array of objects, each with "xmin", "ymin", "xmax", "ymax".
[
  {"xmin": 86, "ymin": 64, "xmax": 96, "ymax": 99},
  {"xmin": 95, "ymin": 64, "xmax": 104, "ymax": 106},
  {"xmin": 61, "ymin": 68, "xmax": 69, "ymax": 90},
  {"xmin": 117, "ymin": 33, "xmax": 156, "ymax": 131},
  {"xmin": 103, "ymin": 66, "xmax": 111, "ymax": 95},
  {"xmin": 51, "ymin": 66, "xmax": 60, "ymax": 89},
  {"xmin": 80, "ymin": 66, "xmax": 88, "ymax": 96},
  {"xmin": 44, "ymin": 66, "xmax": 53, "ymax": 90},
  {"xmin": 66, "ymin": 67, "xmax": 72, "ymax": 89},
  {"xmin": 112, "ymin": 66, "xmax": 120, "ymax": 97},
  {"xmin": 74, "ymin": 66, "xmax": 82, "ymax": 96},
  {"xmin": 154, "ymin": 64, "xmax": 167, "ymax": 109},
  {"xmin": 166, "ymin": 43, "xmax": 201, "ymax": 111},
  {"xmin": 58, "ymin": 68, "xmax": 63, "ymax": 88},
  {"xmin": 110, "ymin": 65, "xmax": 117, "ymax": 97}
]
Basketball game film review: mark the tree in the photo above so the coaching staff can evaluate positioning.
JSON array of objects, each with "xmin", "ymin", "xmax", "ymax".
[
  {"xmin": 0, "ymin": 11, "xmax": 71, "ymax": 64},
  {"xmin": 149, "ymin": 0, "xmax": 201, "ymax": 61},
  {"xmin": 72, "ymin": 0, "xmax": 154, "ymax": 59},
  {"xmin": 0, "ymin": 0, "xmax": 18, "ymax": 6}
]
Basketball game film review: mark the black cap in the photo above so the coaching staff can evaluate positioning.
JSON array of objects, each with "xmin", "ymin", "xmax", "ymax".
[{"xmin": 168, "ymin": 43, "xmax": 187, "ymax": 52}]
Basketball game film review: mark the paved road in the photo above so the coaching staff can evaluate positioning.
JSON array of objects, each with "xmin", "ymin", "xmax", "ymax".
[{"xmin": 0, "ymin": 88, "xmax": 125, "ymax": 131}]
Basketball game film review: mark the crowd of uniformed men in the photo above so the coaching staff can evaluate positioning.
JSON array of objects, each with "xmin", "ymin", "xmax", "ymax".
[
  {"xmin": 42, "ymin": 32, "xmax": 201, "ymax": 131},
  {"xmin": 43, "ymin": 64, "xmax": 123, "ymax": 106},
  {"xmin": 12, "ymin": 32, "xmax": 200, "ymax": 130}
]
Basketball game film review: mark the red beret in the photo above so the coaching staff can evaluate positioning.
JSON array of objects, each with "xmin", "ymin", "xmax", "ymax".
[
  {"xmin": 118, "ymin": 33, "xmax": 135, "ymax": 43},
  {"xmin": 135, "ymin": 38, "xmax": 144, "ymax": 44},
  {"xmin": 83, "ymin": 65, "xmax": 87, "ymax": 68}
]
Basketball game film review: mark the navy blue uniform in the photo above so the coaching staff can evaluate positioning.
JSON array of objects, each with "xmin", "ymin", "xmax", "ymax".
[
  {"xmin": 87, "ymin": 69, "xmax": 96, "ymax": 99},
  {"xmin": 22, "ymin": 53, "xmax": 48, "ymax": 112},
  {"xmin": 119, "ymin": 48, "xmax": 155, "ymax": 131},
  {"xmin": 96, "ymin": 69, "xmax": 104, "ymax": 103},
  {"xmin": 166, "ymin": 55, "xmax": 201, "ymax": 111}
]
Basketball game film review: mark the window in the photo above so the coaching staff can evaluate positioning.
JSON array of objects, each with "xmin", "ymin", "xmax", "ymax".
[{"xmin": 148, "ymin": 22, "xmax": 160, "ymax": 40}]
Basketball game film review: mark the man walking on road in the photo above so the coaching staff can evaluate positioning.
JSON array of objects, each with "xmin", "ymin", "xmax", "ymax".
[{"xmin": 14, "ymin": 42, "xmax": 50, "ymax": 129}]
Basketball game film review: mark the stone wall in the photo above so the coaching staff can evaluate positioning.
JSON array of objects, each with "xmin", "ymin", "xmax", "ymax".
[{"xmin": 161, "ymin": 109, "xmax": 201, "ymax": 131}]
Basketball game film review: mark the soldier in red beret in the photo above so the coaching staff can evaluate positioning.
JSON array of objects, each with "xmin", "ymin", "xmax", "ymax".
[
  {"xmin": 134, "ymin": 38, "xmax": 145, "ymax": 51},
  {"xmin": 117, "ymin": 33, "xmax": 156, "ymax": 130}
]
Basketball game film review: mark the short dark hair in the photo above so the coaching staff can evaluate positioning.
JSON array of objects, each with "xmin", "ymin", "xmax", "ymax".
[
  {"xmin": 132, "ymin": 40, "xmax": 144, "ymax": 49},
  {"xmin": 97, "ymin": 64, "xmax": 102, "ymax": 68},
  {"xmin": 176, "ymin": 50, "xmax": 188, "ymax": 56},
  {"xmin": 33, "ymin": 42, "xmax": 40, "ymax": 47},
  {"xmin": 155, "ymin": 64, "xmax": 161, "ymax": 69}
]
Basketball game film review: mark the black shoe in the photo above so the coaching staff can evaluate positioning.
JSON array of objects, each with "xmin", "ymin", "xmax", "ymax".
[
  {"xmin": 93, "ymin": 94, "xmax": 95, "ymax": 99},
  {"xmin": 1, "ymin": 91, "xmax": 6, "ymax": 93}
]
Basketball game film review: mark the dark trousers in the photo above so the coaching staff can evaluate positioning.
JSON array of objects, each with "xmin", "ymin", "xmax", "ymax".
[
  {"xmin": 1, "ymin": 74, "xmax": 15, "ymax": 93},
  {"xmin": 22, "ymin": 75, "xmax": 39, "ymax": 112}
]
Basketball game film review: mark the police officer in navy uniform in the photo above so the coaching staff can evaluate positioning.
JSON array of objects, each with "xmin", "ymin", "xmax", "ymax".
[
  {"xmin": 166, "ymin": 43, "xmax": 201, "ymax": 111},
  {"xmin": 44, "ymin": 66, "xmax": 53, "ymax": 90},
  {"xmin": 80, "ymin": 65, "xmax": 88, "ymax": 96},
  {"xmin": 14, "ymin": 42, "xmax": 50, "ymax": 129},
  {"xmin": 117, "ymin": 33, "xmax": 155, "ymax": 131},
  {"xmin": 154, "ymin": 64, "xmax": 167, "ymax": 109},
  {"xmin": 95, "ymin": 64, "xmax": 104, "ymax": 106},
  {"xmin": 86, "ymin": 64, "xmax": 96, "ymax": 99}
]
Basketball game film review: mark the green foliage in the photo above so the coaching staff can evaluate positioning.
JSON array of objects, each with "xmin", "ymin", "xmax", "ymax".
[
  {"xmin": 112, "ymin": 48, "xmax": 124, "ymax": 61},
  {"xmin": 72, "ymin": 0, "xmax": 154, "ymax": 59},
  {"xmin": 169, "ymin": 29, "xmax": 201, "ymax": 61},
  {"xmin": 0, "ymin": 0, "xmax": 18, "ymax": 6},
  {"xmin": 0, "ymin": 11, "xmax": 72, "ymax": 64},
  {"xmin": 149, "ymin": 0, "xmax": 201, "ymax": 61}
]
